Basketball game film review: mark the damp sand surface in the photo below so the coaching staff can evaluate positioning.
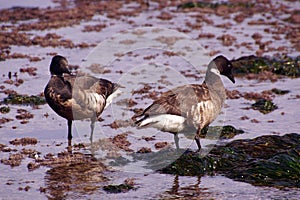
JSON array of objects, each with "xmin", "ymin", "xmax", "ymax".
[{"xmin": 0, "ymin": 0, "xmax": 300, "ymax": 199}]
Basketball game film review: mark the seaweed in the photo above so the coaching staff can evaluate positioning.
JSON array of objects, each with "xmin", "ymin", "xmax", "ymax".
[
  {"xmin": 251, "ymin": 99, "xmax": 278, "ymax": 114},
  {"xmin": 201, "ymin": 125, "xmax": 244, "ymax": 139},
  {"xmin": 44, "ymin": 162, "xmax": 107, "ymax": 198},
  {"xmin": 0, "ymin": 106, "xmax": 10, "ymax": 114},
  {"xmin": 160, "ymin": 133, "xmax": 300, "ymax": 188},
  {"xmin": 2, "ymin": 93, "xmax": 46, "ymax": 106},
  {"xmin": 103, "ymin": 183, "xmax": 135, "ymax": 193},
  {"xmin": 231, "ymin": 55, "xmax": 300, "ymax": 78},
  {"xmin": 177, "ymin": 1, "xmax": 253, "ymax": 9},
  {"xmin": 271, "ymin": 88, "xmax": 290, "ymax": 95}
]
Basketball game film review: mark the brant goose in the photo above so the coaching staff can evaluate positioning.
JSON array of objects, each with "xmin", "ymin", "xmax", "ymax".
[
  {"xmin": 135, "ymin": 55, "xmax": 235, "ymax": 150},
  {"xmin": 44, "ymin": 55, "xmax": 121, "ymax": 145}
]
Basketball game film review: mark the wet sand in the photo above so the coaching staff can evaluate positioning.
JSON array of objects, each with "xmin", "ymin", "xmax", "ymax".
[{"xmin": 0, "ymin": 0, "xmax": 299, "ymax": 199}]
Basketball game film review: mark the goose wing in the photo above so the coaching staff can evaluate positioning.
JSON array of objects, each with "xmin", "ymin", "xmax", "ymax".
[
  {"xmin": 45, "ymin": 74, "xmax": 117, "ymax": 120},
  {"xmin": 142, "ymin": 84, "xmax": 211, "ymax": 118},
  {"xmin": 64, "ymin": 74, "xmax": 117, "ymax": 117},
  {"xmin": 64, "ymin": 74, "xmax": 116, "ymax": 98}
]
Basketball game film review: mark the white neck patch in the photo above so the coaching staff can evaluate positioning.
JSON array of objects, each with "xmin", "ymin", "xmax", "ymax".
[{"xmin": 210, "ymin": 68, "xmax": 221, "ymax": 76}]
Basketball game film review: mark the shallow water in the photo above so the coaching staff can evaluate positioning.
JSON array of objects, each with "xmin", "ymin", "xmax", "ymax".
[{"xmin": 0, "ymin": 0, "xmax": 300, "ymax": 199}]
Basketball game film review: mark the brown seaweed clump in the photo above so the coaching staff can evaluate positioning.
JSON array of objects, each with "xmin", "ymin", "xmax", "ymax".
[
  {"xmin": 9, "ymin": 137, "xmax": 38, "ymax": 146},
  {"xmin": 28, "ymin": 150, "xmax": 108, "ymax": 198}
]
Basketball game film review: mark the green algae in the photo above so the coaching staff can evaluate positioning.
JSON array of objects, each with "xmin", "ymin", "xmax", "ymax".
[
  {"xmin": 2, "ymin": 94, "xmax": 46, "ymax": 106},
  {"xmin": 159, "ymin": 151, "xmax": 215, "ymax": 176},
  {"xmin": 231, "ymin": 55, "xmax": 300, "ymax": 78},
  {"xmin": 0, "ymin": 106, "xmax": 10, "ymax": 114},
  {"xmin": 160, "ymin": 133, "xmax": 300, "ymax": 188},
  {"xmin": 201, "ymin": 125, "xmax": 244, "ymax": 139},
  {"xmin": 177, "ymin": 1, "xmax": 254, "ymax": 9},
  {"xmin": 251, "ymin": 99, "xmax": 278, "ymax": 114},
  {"xmin": 103, "ymin": 183, "xmax": 135, "ymax": 193},
  {"xmin": 229, "ymin": 149, "xmax": 300, "ymax": 187}
]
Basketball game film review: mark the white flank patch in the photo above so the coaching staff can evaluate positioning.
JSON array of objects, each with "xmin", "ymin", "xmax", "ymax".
[
  {"xmin": 210, "ymin": 68, "xmax": 221, "ymax": 76},
  {"xmin": 139, "ymin": 114, "xmax": 186, "ymax": 133},
  {"xmin": 197, "ymin": 101, "xmax": 213, "ymax": 111},
  {"xmin": 87, "ymin": 92, "xmax": 105, "ymax": 111},
  {"xmin": 196, "ymin": 100, "xmax": 218, "ymax": 125},
  {"xmin": 105, "ymin": 88, "xmax": 123, "ymax": 109}
]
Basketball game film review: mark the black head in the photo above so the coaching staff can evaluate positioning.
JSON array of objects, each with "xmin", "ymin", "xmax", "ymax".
[
  {"xmin": 50, "ymin": 55, "xmax": 70, "ymax": 76},
  {"xmin": 212, "ymin": 55, "xmax": 235, "ymax": 83}
]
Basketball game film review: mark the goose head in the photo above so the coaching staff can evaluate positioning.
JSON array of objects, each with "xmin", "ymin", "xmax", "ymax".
[
  {"xmin": 211, "ymin": 55, "xmax": 235, "ymax": 83},
  {"xmin": 50, "ymin": 55, "xmax": 71, "ymax": 76}
]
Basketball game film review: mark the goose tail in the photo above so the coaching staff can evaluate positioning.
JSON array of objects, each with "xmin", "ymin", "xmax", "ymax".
[
  {"xmin": 134, "ymin": 115, "xmax": 157, "ymax": 128},
  {"xmin": 104, "ymin": 83, "xmax": 123, "ymax": 109}
]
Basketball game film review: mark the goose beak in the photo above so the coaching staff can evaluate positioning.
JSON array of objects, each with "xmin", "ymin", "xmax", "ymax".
[
  {"xmin": 227, "ymin": 73, "xmax": 235, "ymax": 83},
  {"xmin": 66, "ymin": 66, "xmax": 71, "ymax": 74}
]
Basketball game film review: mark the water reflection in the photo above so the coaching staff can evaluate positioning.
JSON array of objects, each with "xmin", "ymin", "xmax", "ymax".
[
  {"xmin": 44, "ymin": 161, "xmax": 107, "ymax": 199},
  {"xmin": 162, "ymin": 175, "xmax": 211, "ymax": 199}
]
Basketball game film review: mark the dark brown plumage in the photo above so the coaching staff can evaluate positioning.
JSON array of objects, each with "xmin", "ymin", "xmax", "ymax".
[{"xmin": 44, "ymin": 55, "xmax": 120, "ymax": 145}]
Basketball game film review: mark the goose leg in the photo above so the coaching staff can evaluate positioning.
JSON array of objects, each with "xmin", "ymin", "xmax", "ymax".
[
  {"xmin": 67, "ymin": 120, "xmax": 72, "ymax": 141},
  {"xmin": 194, "ymin": 128, "xmax": 202, "ymax": 151},
  {"xmin": 173, "ymin": 133, "xmax": 180, "ymax": 150},
  {"xmin": 90, "ymin": 116, "xmax": 96, "ymax": 143},
  {"xmin": 67, "ymin": 120, "xmax": 72, "ymax": 150}
]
